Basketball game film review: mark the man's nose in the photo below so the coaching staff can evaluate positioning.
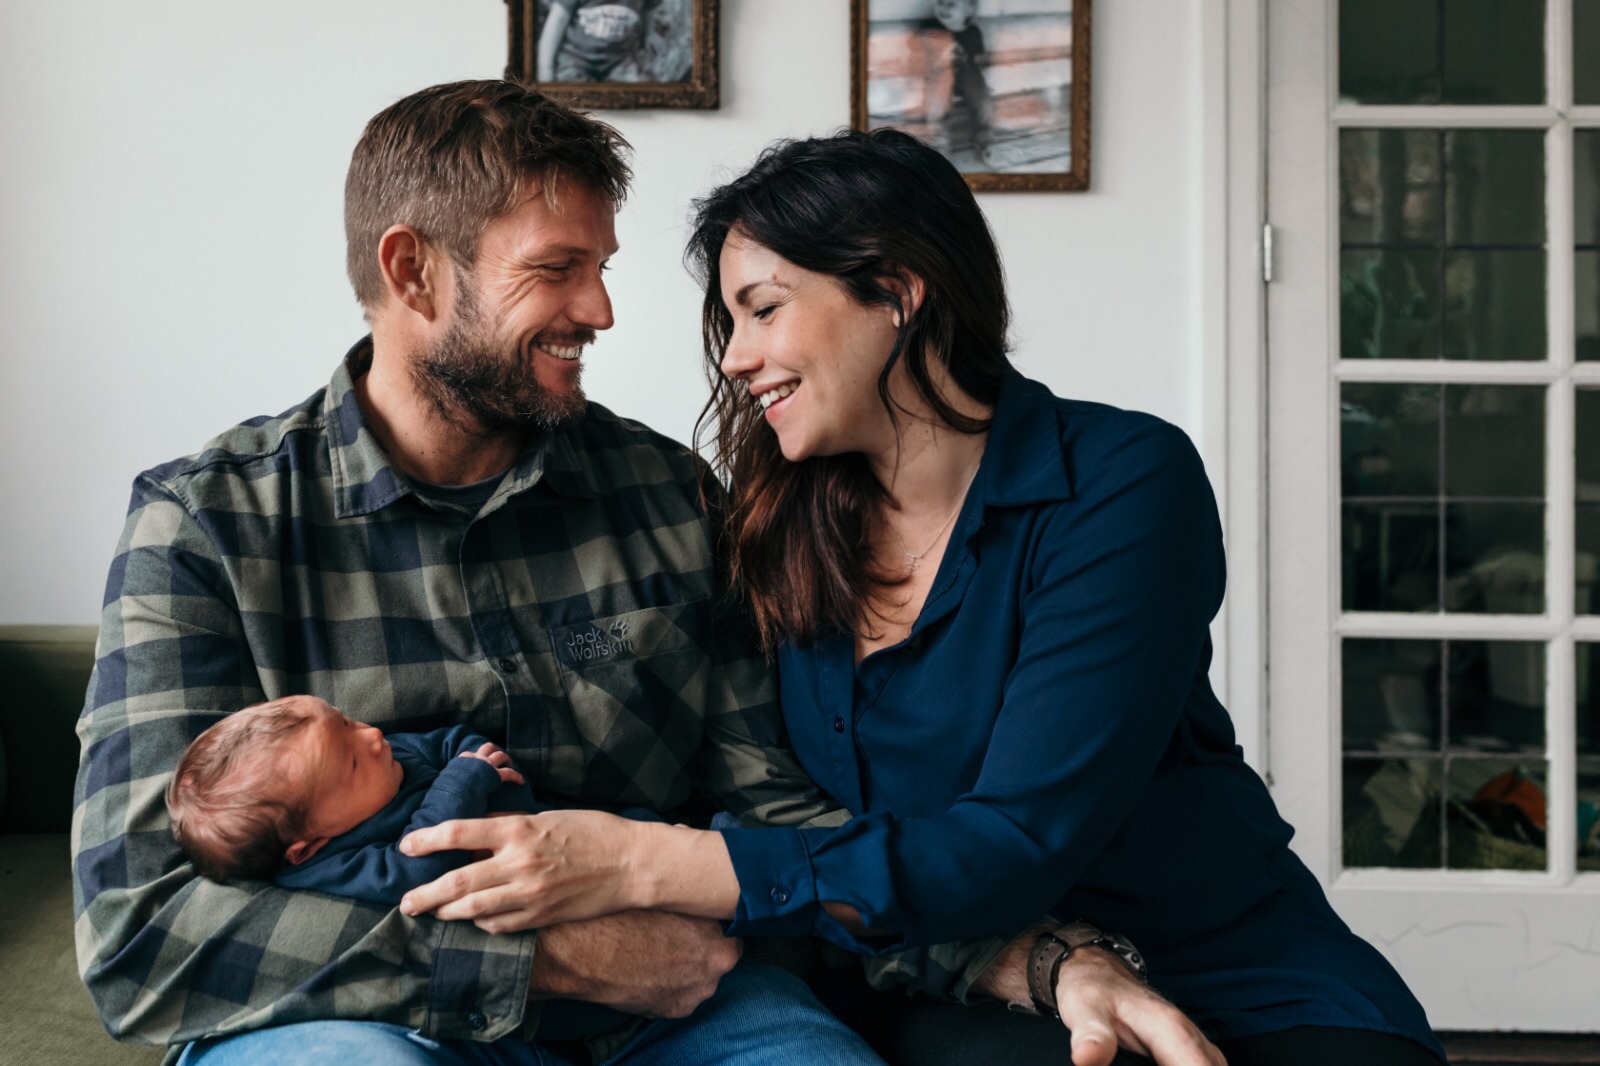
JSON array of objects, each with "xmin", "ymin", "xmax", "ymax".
[{"xmin": 571, "ymin": 270, "xmax": 615, "ymax": 332}]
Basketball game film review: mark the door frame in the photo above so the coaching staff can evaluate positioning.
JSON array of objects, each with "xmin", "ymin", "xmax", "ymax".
[{"xmin": 1201, "ymin": 0, "xmax": 1269, "ymax": 776}]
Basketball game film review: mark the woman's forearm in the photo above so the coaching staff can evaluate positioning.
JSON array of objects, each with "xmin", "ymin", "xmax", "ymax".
[
  {"xmin": 629, "ymin": 822, "xmax": 741, "ymax": 919},
  {"xmin": 629, "ymin": 823, "xmax": 878, "ymax": 933}
]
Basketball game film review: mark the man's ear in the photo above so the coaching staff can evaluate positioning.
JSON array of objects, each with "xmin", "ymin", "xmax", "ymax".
[
  {"xmin": 882, "ymin": 269, "xmax": 927, "ymax": 328},
  {"xmin": 376, "ymin": 224, "xmax": 445, "ymax": 321},
  {"xmin": 284, "ymin": 835, "xmax": 330, "ymax": 866}
]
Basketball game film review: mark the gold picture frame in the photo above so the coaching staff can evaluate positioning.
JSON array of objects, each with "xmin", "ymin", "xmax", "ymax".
[
  {"xmin": 851, "ymin": 0, "xmax": 1091, "ymax": 191},
  {"xmin": 506, "ymin": 0, "xmax": 719, "ymax": 110}
]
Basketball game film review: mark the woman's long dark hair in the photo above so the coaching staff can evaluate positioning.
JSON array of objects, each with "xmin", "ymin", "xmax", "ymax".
[{"xmin": 689, "ymin": 128, "xmax": 1012, "ymax": 653}]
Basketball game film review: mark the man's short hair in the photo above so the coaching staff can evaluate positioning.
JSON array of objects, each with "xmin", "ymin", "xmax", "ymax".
[
  {"xmin": 165, "ymin": 699, "xmax": 317, "ymax": 882},
  {"xmin": 344, "ymin": 79, "xmax": 633, "ymax": 310}
]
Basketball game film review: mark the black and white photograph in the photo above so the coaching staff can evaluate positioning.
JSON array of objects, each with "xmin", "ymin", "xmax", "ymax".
[
  {"xmin": 852, "ymin": 0, "xmax": 1090, "ymax": 190},
  {"xmin": 506, "ymin": 0, "xmax": 719, "ymax": 108}
]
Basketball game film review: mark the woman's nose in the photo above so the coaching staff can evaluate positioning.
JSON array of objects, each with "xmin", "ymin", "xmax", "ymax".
[{"xmin": 720, "ymin": 332, "xmax": 759, "ymax": 380}]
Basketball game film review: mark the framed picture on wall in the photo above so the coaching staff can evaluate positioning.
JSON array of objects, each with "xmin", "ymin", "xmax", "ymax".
[
  {"xmin": 506, "ymin": 0, "xmax": 719, "ymax": 109},
  {"xmin": 851, "ymin": 0, "xmax": 1091, "ymax": 191}
]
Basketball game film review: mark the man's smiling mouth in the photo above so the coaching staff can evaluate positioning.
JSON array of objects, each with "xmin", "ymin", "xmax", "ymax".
[{"xmin": 539, "ymin": 341, "xmax": 585, "ymax": 361}]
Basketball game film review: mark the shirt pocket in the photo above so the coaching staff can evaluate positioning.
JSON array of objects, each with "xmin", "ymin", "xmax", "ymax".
[{"xmin": 548, "ymin": 600, "xmax": 711, "ymax": 808}]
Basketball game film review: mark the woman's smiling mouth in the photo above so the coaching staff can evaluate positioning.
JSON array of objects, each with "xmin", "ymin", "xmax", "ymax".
[{"xmin": 754, "ymin": 381, "xmax": 799, "ymax": 411}]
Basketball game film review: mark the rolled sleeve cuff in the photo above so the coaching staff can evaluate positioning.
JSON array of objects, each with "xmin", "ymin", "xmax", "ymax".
[
  {"xmin": 422, "ymin": 919, "xmax": 537, "ymax": 1041},
  {"xmin": 950, "ymin": 936, "xmax": 1014, "ymax": 1004}
]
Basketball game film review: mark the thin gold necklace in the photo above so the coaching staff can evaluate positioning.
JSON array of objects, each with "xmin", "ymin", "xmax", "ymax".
[{"xmin": 890, "ymin": 465, "xmax": 980, "ymax": 574}]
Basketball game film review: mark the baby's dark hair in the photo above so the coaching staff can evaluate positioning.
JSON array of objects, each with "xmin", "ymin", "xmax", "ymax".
[{"xmin": 165, "ymin": 699, "xmax": 317, "ymax": 882}]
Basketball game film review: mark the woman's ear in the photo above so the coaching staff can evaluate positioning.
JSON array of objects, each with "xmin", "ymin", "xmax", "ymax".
[
  {"xmin": 376, "ymin": 224, "xmax": 444, "ymax": 321},
  {"xmin": 881, "ymin": 268, "xmax": 927, "ymax": 328}
]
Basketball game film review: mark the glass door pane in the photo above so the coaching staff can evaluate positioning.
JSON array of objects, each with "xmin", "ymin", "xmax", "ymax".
[
  {"xmin": 1579, "ymin": 131, "xmax": 1600, "ymax": 362},
  {"xmin": 1341, "ymin": 130, "xmax": 1546, "ymax": 361},
  {"xmin": 1579, "ymin": 643, "xmax": 1600, "ymax": 870},
  {"xmin": 1579, "ymin": 389, "xmax": 1600, "ymax": 614},
  {"xmin": 1577, "ymin": 0, "xmax": 1600, "ymax": 104},
  {"xmin": 1341, "ymin": 384, "xmax": 1546, "ymax": 613},
  {"xmin": 1343, "ymin": 638, "xmax": 1548, "ymax": 870},
  {"xmin": 1339, "ymin": 0, "xmax": 1545, "ymax": 104}
]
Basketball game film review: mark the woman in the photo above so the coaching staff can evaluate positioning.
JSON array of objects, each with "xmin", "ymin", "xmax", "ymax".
[{"xmin": 404, "ymin": 130, "xmax": 1445, "ymax": 1066}]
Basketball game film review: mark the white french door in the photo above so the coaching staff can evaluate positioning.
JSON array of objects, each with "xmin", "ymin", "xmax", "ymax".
[{"xmin": 1266, "ymin": 0, "xmax": 1600, "ymax": 1030}]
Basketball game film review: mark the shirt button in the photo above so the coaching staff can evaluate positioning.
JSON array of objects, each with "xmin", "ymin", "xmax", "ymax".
[
  {"xmin": 770, "ymin": 886, "xmax": 791, "ymax": 906},
  {"xmin": 832, "ymin": 716, "xmax": 845, "ymax": 734},
  {"xmin": 499, "ymin": 657, "xmax": 519, "ymax": 673},
  {"xmin": 466, "ymin": 1011, "xmax": 487, "ymax": 1032}
]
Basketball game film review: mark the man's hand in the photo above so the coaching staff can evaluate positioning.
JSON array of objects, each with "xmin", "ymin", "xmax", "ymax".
[
  {"xmin": 399, "ymin": 810, "xmax": 644, "ymax": 930},
  {"xmin": 457, "ymin": 742, "xmax": 526, "ymax": 786},
  {"xmin": 973, "ymin": 925, "xmax": 1225, "ymax": 1066},
  {"xmin": 530, "ymin": 910, "xmax": 742, "ymax": 1019}
]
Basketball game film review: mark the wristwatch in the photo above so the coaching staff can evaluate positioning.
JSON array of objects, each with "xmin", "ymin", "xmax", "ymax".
[{"xmin": 1026, "ymin": 921, "xmax": 1148, "ymax": 1020}]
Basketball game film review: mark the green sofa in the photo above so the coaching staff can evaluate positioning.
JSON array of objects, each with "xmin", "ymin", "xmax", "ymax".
[{"xmin": 0, "ymin": 625, "xmax": 164, "ymax": 1064}]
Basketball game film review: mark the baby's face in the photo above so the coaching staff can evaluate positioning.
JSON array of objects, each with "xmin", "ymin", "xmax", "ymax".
[
  {"xmin": 933, "ymin": 0, "xmax": 978, "ymax": 32},
  {"xmin": 283, "ymin": 697, "xmax": 404, "ymax": 843}
]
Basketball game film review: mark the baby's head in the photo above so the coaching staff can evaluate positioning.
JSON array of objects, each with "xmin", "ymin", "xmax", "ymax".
[
  {"xmin": 165, "ymin": 695, "xmax": 404, "ymax": 881},
  {"xmin": 933, "ymin": 0, "xmax": 978, "ymax": 32}
]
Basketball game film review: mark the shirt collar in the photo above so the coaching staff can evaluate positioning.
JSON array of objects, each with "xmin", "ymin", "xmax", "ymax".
[
  {"xmin": 324, "ymin": 336, "xmax": 599, "ymax": 519},
  {"xmin": 973, "ymin": 369, "xmax": 1074, "ymax": 510}
]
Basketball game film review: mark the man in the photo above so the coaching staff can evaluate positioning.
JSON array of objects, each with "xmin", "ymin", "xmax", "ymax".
[{"xmin": 73, "ymin": 81, "xmax": 1214, "ymax": 1065}]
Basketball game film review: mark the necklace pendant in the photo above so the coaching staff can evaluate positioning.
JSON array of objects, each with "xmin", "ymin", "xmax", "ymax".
[{"xmin": 906, "ymin": 557, "xmax": 919, "ymax": 573}]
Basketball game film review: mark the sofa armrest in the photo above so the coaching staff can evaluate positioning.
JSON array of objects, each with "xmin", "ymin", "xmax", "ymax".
[{"xmin": 0, "ymin": 625, "xmax": 99, "ymax": 834}]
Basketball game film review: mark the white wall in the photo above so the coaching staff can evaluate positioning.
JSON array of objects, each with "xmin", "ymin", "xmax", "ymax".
[{"xmin": 0, "ymin": 0, "xmax": 1208, "ymax": 626}]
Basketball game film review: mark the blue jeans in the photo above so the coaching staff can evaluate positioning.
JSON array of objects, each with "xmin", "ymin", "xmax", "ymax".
[{"xmin": 176, "ymin": 961, "xmax": 883, "ymax": 1066}]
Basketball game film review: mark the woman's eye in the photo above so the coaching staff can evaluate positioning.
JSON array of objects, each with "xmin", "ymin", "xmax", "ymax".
[{"xmin": 753, "ymin": 305, "xmax": 776, "ymax": 321}]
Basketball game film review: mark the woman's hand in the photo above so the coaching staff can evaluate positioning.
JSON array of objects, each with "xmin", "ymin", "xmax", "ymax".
[
  {"xmin": 974, "ymin": 926, "xmax": 1225, "ymax": 1066},
  {"xmin": 397, "ymin": 810, "xmax": 646, "ymax": 932}
]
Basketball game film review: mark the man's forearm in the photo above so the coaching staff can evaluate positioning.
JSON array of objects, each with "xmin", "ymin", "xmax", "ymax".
[
  {"xmin": 969, "ymin": 923, "xmax": 1149, "ymax": 1012},
  {"xmin": 526, "ymin": 910, "xmax": 740, "ymax": 1020},
  {"xmin": 970, "ymin": 921, "xmax": 1058, "ymax": 1006}
]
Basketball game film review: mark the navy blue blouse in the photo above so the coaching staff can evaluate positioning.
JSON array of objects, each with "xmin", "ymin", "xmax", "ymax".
[{"xmin": 720, "ymin": 373, "xmax": 1442, "ymax": 1052}]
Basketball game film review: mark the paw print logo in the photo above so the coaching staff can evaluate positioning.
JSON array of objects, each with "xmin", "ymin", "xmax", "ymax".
[{"xmin": 608, "ymin": 620, "xmax": 630, "ymax": 641}]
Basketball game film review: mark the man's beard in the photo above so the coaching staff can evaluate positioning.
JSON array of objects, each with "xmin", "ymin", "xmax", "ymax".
[{"xmin": 411, "ymin": 280, "xmax": 591, "ymax": 436}]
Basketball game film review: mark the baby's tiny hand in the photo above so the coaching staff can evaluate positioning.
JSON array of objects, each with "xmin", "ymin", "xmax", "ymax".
[{"xmin": 459, "ymin": 742, "xmax": 526, "ymax": 786}]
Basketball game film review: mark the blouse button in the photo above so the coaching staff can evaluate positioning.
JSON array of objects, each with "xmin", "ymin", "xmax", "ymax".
[
  {"xmin": 832, "ymin": 716, "xmax": 845, "ymax": 733},
  {"xmin": 770, "ymin": 887, "xmax": 791, "ymax": 905}
]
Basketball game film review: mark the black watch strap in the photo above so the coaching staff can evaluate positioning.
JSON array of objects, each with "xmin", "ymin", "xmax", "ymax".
[{"xmin": 1025, "ymin": 921, "xmax": 1149, "ymax": 1019}]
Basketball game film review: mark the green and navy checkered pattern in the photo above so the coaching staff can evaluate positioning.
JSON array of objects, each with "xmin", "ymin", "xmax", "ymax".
[{"xmin": 72, "ymin": 339, "xmax": 1008, "ymax": 1055}]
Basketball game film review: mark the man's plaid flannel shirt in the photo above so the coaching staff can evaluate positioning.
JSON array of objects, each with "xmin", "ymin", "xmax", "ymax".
[{"xmin": 72, "ymin": 341, "xmax": 1009, "ymax": 1058}]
